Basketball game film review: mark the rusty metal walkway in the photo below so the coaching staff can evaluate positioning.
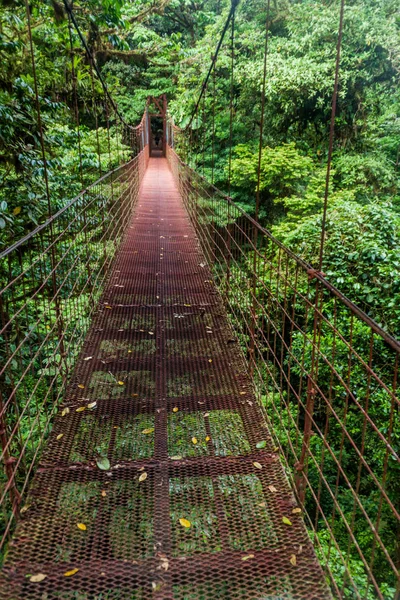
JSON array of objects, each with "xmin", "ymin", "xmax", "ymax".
[{"xmin": 0, "ymin": 158, "xmax": 330, "ymax": 599}]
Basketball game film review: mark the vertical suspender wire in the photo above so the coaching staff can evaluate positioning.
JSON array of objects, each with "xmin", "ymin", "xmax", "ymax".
[
  {"xmin": 249, "ymin": 0, "xmax": 270, "ymax": 377},
  {"xmin": 295, "ymin": 0, "xmax": 345, "ymax": 520},
  {"xmin": 68, "ymin": 13, "xmax": 93, "ymax": 308},
  {"xmin": 225, "ymin": 6, "xmax": 236, "ymax": 303},
  {"xmin": 24, "ymin": 0, "xmax": 66, "ymax": 377},
  {"xmin": 211, "ymin": 61, "xmax": 216, "ymax": 186}
]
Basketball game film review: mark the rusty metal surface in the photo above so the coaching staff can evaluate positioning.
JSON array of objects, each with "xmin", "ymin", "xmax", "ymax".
[{"xmin": 0, "ymin": 158, "xmax": 330, "ymax": 599}]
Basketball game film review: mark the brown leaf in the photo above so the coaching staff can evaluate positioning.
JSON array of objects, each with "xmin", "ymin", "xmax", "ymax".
[
  {"xmin": 268, "ymin": 485, "xmax": 277, "ymax": 493},
  {"xmin": 292, "ymin": 507, "xmax": 302, "ymax": 514},
  {"xmin": 29, "ymin": 573, "xmax": 47, "ymax": 582}
]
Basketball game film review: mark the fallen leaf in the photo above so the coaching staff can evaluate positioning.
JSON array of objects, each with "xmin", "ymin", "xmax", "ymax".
[
  {"xmin": 268, "ymin": 485, "xmax": 277, "ymax": 493},
  {"xmin": 258, "ymin": 502, "xmax": 266, "ymax": 508},
  {"xmin": 240, "ymin": 391, "xmax": 246, "ymax": 395},
  {"xmin": 64, "ymin": 568, "xmax": 79, "ymax": 577},
  {"xmin": 20, "ymin": 505, "xmax": 30, "ymax": 514},
  {"xmin": 205, "ymin": 436, "xmax": 210, "ymax": 442},
  {"xmin": 84, "ymin": 356, "xmax": 93, "ymax": 361},
  {"xmin": 77, "ymin": 523, "xmax": 86, "ymax": 531},
  {"xmin": 179, "ymin": 518, "xmax": 191, "ymax": 528},
  {"xmin": 87, "ymin": 402, "xmax": 97, "ymax": 409},
  {"xmin": 132, "ymin": 393, "xmax": 138, "ymax": 397},
  {"xmin": 282, "ymin": 516, "xmax": 292, "ymax": 526},
  {"xmin": 170, "ymin": 455, "xmax": 182, "ymax": 460},
  {"xmin": 76, "ymin": 406, "xmax": 85, "ymax": 413},
  {"xmin": 160, "ymin": 557, "xmax": 169, "ymax": 571},
  {"xmin": 241, "ymin": 554, "xmax": 254, "ymax": 561},
  {"xmin": 117, "ymin": 381, "xmax": 125, "ymax": 386},
  {"xmin": 61, "ymin": 408, "xmax": 70, "ymax": 416},
  {"xmin": 191, "ymin": 437, "xmax": 198, "ymax": 445},
  {"xmin": 208, "ymin": 359, "xmax": 212, "ymax": 363},
  {"xmin": 292, "ymin": 508, "xmax": 302, "ymax": 515},
  {"xmin": 30, "ymin": 573, "xmax": 47, "ymax": 582},
  {"xmin": 203, "ymin": 412, "xmax": 210, "ymax": 417},
  {"xmin": 253, "ymin": 462, "xmax": 263, "ymax": 470},
  {"xmin": 290, "ymin": 554, "xmax": 297, "ymax": 566},
  {"xmin": 77, "ymin": 384, "xmax": 85, "ymax": 389},
  {"xmin": 172, "ymin": 407, "xmax": 179, "ymax": 413},
  {"xmin": 139, "ymin": 472, "xmax": 148, "ymax": 482},
  {"xmin": 96, "ymin": 457, "xmax": 110, "ymax": 471},
  {"xmin": 101, "ymin": 490, "xmax": 107, "ymax": 497},
  {"xmin": 142, "ymin": 428, "xmax": 154, "ymax": 434},
  {"xmin": 13, "ymin": 206, "xmax": 21, "ymax": 216},
  {"xmin": 56, "ymin": 434, "xmax": 64, "ymax": 441},
  {"xmin": 148, "ymin": 331, "xmax": 154, "ymax": 335},
  {"xmin": 256, "ymin": 440, "xmax": 267, "ymax": 449},
  {"xmin": 105, "ymin": 305, "xmax": 112, "ymax": 310}
]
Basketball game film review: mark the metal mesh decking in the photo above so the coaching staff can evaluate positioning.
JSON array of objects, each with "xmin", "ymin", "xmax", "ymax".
[{"xmin": 0, "ymin": 158, "xmax": 331, "ymax": 599}]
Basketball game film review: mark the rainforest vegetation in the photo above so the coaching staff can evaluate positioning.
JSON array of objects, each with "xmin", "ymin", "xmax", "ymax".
[{"xmin": 0, "ymin": 0, "xmax": 399, "ymax": 597}]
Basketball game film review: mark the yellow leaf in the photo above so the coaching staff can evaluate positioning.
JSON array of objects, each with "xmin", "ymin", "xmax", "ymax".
[
  {"xmin": 240, "ymin": 391, "xmax": 246, "ymax": 395},
  {"xmin": 170, "ymin": 455, "xmax": 182, "ymax": 460},
  {"xmin": 253, "ymin": 462, "xmax": 262, "ymax": 470},
  {"xmin": 56, "ymin": 434, "xmax": 64, "ymax": 441},
  {"xmin": 30, "ymin": 573, "xmax": 47, "ymax": 582},
  {"xmin": 105, "ymin": 305, "xmax": 112, "ymax": 309},
  {"xmin": 76, "ymin": 406, "xmax": 86, "ymax": 413},
  {"xmin": 172, "ymin": 407, "xmax": 179, "ymax": 413},
  {"xmin": 208, "ymin": 359, "xmax": 212, "ymax": 363},
  {"xmin": 268, "ymin": 485, "xmax": 277, "ymax": 493},
  {"xmin": 191, "ymin": 437, "xmax": 198, "ymax": 445},
  {"xmin": 241, "ymin": 554, "xmax": 254, "ymax": 561},
  {"xmin": 78, "ymin": 384, "xmax": 85, "ymax": 389},
  {"xmin": 258, "ymin": 502, "xmax": 266, "ymax": 508},
  {"xmin": 290, "ymin": 554, "xmax": 297, "ymax": 566},
  {"xmin": 20, "ymin": 505, "xmax": 30, "ymax": 514},
  {"xmin": 117, "ymin": 381, "xmax": 125, "ymax": 386},
  {"xmin": 101, "ymin": 490, "xmax": 107, "ymax": 497},
  {"xmin": 179, "ymin": 518, "xmax": 191, "ymax": 528},
  {"xmin": 77, "ymin": 523, "xmax": 86, "ymax": 531},
  {"xmin": 142, "ymin": 428, "xmax": 154, "ymax": 434},
  {"xmin": 87, "ymin": 402, "xmax": 97, "ymax": 409},
  {"xmin": 61, "ymin": 408, "xmax": 70, "ymax": 416},
  {"xmin": 13, "ymin": 206, "xmax": 21, "ymax": 216},
  {"xmin": 205, "ymin": 436, "xmax": 210, "ymax": 442},
  {"xmin": 128, "ymin": 350, "xmax": 132, "ymax": 353},
  {"xmin": 292, "ymin": 508, "xmax": 302, "ymax": 514},
  {"xmin": 139, "ymin": 472, "xmax": 148, "ymax": 482},
  {"xmin": 64, "ymin": 568, "xmax": 79, "ymax": 577},
  {"xmin": 282, "ymin": 516, "xmax": 292, "ymax": 526}
]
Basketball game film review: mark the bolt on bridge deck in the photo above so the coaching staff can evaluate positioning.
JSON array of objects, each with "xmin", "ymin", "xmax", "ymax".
[{"xmin": 0, "ymin": 158, "xmax": 331, "ymax": 599}]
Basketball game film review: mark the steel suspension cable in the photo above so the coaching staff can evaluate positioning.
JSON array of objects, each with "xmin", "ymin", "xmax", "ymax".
[
  {"xmin": 318, "ymin": 0, "xmax": 345, "ymax": 271},
  {"xmin": 186, "ymin": 0, "xmax": 240, "ymax": 131}
]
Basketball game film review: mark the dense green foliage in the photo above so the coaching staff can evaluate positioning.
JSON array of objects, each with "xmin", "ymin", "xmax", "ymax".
[{"xmin": 0, "ymin": 0, "xmax": 399, "ymax": 597}]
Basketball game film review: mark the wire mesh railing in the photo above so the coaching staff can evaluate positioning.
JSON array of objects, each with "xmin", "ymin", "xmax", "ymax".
[
  {"xmin": 167, "ymin": 145, "xmax": 400, "ymax": 600},
  {"xmin": 0, "ymin": 128, "xmax": 149, "ymax": 553}
]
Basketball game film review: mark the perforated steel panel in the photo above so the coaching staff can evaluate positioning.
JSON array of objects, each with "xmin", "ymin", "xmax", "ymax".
[{"xmin": 0, "ymin": 159, "xmax": 331, "ymax": 599}]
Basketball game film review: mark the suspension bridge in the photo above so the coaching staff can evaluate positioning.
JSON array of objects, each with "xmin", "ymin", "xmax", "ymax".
[{"xmin": 0, "ymin": 1, "xmax": 399, "ymax": 599}]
